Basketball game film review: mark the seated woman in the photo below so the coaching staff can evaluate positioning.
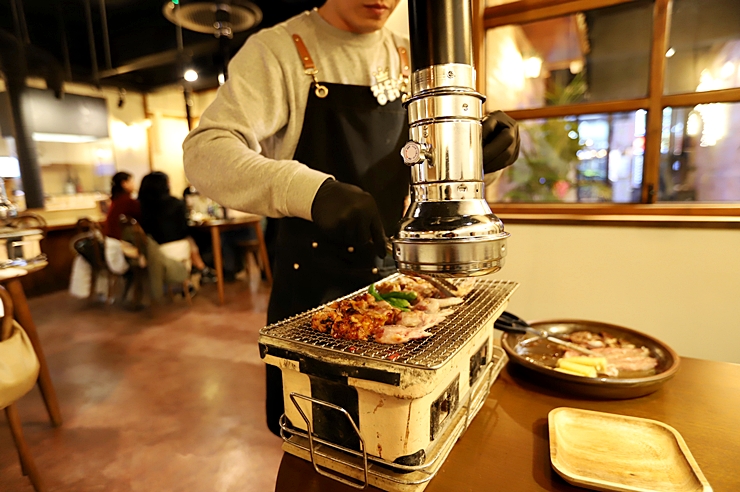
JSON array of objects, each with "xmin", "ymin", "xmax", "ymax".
[
  {"xmin": 138, "ymin": 172, "xmax": 215, "ymax": 282},
  {"xmin": 103, "ymin": 172, "xmax": 141, "ymax": 240}
]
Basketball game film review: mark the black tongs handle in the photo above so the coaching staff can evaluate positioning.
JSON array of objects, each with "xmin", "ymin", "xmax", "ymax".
[
  {"xmin": 495, "ymin": 311, "xmax": 596, "ymax": 356},
  {"xmin": 494, "ymin": 311, "xmax": 535, "ymax": 335}
]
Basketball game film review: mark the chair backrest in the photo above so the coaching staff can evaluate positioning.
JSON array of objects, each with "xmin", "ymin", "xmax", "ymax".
[
  {"xmin": 75, "ymin": 218, "xmax": 103, "ymax": 236},
  {"xmin": 71, "ymin": 218, "xmax": 107, "ymax": 270},
  {"xmin": 0, "ymin": 285, "xmax": 14, "ymax": 342},
  {"xmin": 119, "ymin": 215, "xmax": 148, "ymax": 261}
]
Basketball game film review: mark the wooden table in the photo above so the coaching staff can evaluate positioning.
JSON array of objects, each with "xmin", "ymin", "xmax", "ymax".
[
  {"xmin": 274, "ymin": 357, "xmax": 740, "ymax": 491},
  {"xmin": 191, "ymin": 215, "xmax": 272, "ymax": 305},
  {"xmin": 0, "ymin": 262, "xmax": 63, "ymax": 427}
]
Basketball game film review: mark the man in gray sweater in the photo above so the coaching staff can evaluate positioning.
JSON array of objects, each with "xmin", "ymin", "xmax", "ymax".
[{"xmin": 183, "ymin": 0, "xmax": 519, "ymax": 436}]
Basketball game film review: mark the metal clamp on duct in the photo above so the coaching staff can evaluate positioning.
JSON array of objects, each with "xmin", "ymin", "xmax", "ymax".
[{"xmin": 392, "ymin": 0, "xmax": 509, "ymax": 278}]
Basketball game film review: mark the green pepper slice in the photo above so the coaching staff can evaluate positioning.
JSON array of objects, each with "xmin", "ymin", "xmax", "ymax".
[
  {"xmin": 383, "ymin": 290, "xmax": 418, "ymax": 301},
  {"xmin": 386, "ymin": 297, "xmax": 411, "ymax": 311},
  {"xmin": 368, "ymin": 284, "xmax": 384, "ymax": 302}
]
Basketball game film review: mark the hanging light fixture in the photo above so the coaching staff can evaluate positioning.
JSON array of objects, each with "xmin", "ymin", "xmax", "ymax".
[
  {"xmin": 162, "ymin": 1, "xmax": 262, "ymax": 38},
  {"xmin": 163, "ymin": 1, "xmax": 262, "ymax": 83}
]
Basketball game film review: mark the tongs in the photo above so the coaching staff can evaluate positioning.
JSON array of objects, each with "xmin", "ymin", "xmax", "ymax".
[
  {"xmin": 494, "ymin": 311, "xmax": 596, "ymax": 356},
  {"xmin": 385, "ymin": 238, "xmax": 461, "ymax": 298},
  {"xmin": 415, "ymin": 274, "xmax": 461, "ymax": 298}
]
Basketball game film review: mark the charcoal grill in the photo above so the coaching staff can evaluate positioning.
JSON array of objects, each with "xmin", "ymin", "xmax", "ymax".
[{"xmin": 258, "ymin": 275, "xmax": 518, "ymax": 490}]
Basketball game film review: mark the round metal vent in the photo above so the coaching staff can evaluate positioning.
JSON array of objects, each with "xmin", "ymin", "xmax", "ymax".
[{"xmin": 163, "ymin": 1, "xmax": 262, "ymax": 37}]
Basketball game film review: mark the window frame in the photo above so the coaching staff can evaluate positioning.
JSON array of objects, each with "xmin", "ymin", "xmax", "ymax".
[{"xmin": 478, "ymin": 0, "xmax": 740, "ymax": 220}]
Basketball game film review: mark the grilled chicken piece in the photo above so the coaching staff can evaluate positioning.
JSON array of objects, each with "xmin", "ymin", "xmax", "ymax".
[
  {"xmin": 374, "ymin": 325, "xmax": 433, "ymax": 344},
  {"xmin": 310, "ymin": 276, "xmax": 470, "ymax": 344}
]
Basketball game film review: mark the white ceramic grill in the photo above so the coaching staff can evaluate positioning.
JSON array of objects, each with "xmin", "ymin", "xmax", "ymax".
[{"xmin": 258, "ymin": 275, "xmax": 518, "ymax": 490}]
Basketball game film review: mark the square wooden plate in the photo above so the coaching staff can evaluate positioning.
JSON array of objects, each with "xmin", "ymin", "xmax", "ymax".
[{"xmin": 548, "ymin": 407, "xmax": 712, "ymax": 492}]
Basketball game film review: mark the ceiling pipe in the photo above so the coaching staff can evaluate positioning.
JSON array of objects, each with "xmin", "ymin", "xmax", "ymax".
[
  {"xmin": 9, "ymin": 0, "xmax": 23, "ymax": 41},
  {"xmin": 10, "ymin": 0, "xmax": 30, "ymax": 45},
  {"xmin": 99, "ymin": 0, "xmax": 113, "ymax": 71},
  {"xmin": 56, "ymin": 0, "xmax": 73, "ymax": 80},
  {"xmin": 83, "ymin": 0, "xmax": 100, "ymax": 85}
]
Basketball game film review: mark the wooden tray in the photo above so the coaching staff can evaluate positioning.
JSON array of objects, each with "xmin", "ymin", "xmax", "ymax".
[{"xmin": 548, "ymin": 408, "xmax": 712, "ymax": 492}]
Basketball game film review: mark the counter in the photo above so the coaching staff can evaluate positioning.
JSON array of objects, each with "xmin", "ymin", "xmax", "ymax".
[{"xmin": 275, "ymin": 357, "xmax": 740, "ymax": 491}]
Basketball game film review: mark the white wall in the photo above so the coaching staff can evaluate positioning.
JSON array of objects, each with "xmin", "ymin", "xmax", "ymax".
[
  {"xmin": 149, "ymin": 113, "xmax": 190, "ymax": 197},
  {"xmin": 146, "ymin": 86, "xmax": 195, "ymax": 196},
  {"xmin": 495, "ymin": 223, "xmax": 740, "ymax": 363},
  {"xmin": 386, "ymin": 0, "xmax": 409, "ymax": 38}
]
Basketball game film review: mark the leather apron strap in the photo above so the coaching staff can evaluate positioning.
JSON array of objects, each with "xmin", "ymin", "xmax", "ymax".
[{"xmin": 292, "ymin": 34, "xmax": 329, "ymax": 98}]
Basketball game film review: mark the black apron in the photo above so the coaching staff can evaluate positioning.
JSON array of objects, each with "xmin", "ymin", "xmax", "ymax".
[{"xmin": 265, "ymin": 40, "xmax": 409, "ymax": 436}]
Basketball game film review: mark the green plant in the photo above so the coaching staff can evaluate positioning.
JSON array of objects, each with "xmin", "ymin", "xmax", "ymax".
[{"xmin": 505, "ymin": 71, "xmax": 587, "ymax": 202}]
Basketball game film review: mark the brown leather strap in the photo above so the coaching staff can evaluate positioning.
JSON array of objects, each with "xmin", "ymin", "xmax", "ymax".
[
  {"xmin": 292, "ymin": 34, "xmax": 316, "ymax": 72},
  {"xmin": 397, "ymin": 46, "xmax": 410, "ymax": 77}
]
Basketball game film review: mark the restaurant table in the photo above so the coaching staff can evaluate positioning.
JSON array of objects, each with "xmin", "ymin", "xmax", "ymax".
[
  {"xmin": 190, "ymin": 214, "xmax": 272, "ymax": 305},
  {"xmin": 274, "ymin": 357, "xmax": 740, "ymax": 491},
  {"xmin": 0, "ymin": 262, "xmax": 63, "ymax": 427}
]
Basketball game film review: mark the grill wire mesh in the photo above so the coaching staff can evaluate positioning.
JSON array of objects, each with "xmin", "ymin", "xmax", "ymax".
[{"xmin": 259, "ymin": 276, "xmax": 518, "ymax": 369}]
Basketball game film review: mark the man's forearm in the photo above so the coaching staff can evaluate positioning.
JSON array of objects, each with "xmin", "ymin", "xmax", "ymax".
[{"xmin": 183, "ymin": 128, "xmax": 329, "ymax": 221}]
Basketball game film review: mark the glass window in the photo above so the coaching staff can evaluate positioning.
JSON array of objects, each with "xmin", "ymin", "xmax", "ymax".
[
  {"xmin": 487, "ymin": 111, "xmax": 644, "ymax": 203},
  {"xmin": 664, "ymin": 0, "xmax": 740, "ymax": 95},
  {"xmin": 658, "ymin": 103, "xmax": 740, "ymax": 202},
  {"xmin": 485, "ymin": 1, "xmax": 653, "ymax": 111}
]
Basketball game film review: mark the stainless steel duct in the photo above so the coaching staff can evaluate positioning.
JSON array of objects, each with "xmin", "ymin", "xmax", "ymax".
[{"xmin": 392, "ymin": 0, "xmax": 509, "ymax": 278}]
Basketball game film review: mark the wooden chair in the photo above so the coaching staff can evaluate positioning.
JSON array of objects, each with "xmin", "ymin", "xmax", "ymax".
[
  {"xmin": 0, "ymin": 285, "xmax": 46, "ymax": 492},
  {"xmin": 72, "ymin": 218, "xmax": 116, "ymax": 303},
  {"xmin": 119, "ymin": 216, "xmax": 192, "ymax": 306},
  {"xmin": 236, "ymin": 238, "xmax": 273, "ymax": 284}
]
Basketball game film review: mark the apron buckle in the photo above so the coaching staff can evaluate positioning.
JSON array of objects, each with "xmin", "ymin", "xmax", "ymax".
[{"xmin": 305, "ymin": 68, "xmax": 329, "ymax": 99}]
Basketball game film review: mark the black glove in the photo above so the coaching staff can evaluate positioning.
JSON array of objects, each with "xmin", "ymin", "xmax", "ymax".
[
  {"xmin": 311, "ymin": 179, "xmax": 387, "ymax": 259},
  {"xmin": 482, "ymin": 110, "xmax": 521, "ymax": 174}
]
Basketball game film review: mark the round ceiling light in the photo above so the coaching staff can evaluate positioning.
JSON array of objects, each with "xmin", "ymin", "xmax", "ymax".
[{"xmin": 184, "ymin": 69, "xmax": 199, "ymax": 82}]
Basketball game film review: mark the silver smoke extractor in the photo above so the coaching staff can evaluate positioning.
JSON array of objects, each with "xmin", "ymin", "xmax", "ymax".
[{"xmin": 392, "ymin": 0, "xmax": 509, "ymax": 277}]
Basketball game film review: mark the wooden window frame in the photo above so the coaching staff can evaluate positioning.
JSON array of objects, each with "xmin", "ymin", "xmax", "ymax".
[{"xmin": 480, "ymin": 0, "xmax": 740, "ymax": 221}]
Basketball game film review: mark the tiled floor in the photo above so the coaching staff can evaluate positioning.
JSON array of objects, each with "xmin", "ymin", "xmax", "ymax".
[{"xmin": 0, "ymin": 277, "xmax": 284, "ymax": 492}]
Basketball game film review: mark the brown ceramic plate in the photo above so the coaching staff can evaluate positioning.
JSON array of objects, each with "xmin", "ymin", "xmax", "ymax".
[{"xmin": 501, "ymin": 319, "xmax": 680, "ymax": 399}]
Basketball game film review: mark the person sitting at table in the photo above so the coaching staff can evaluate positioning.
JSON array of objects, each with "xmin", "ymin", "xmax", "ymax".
[
  {"xmin": 138, "ymin": 172, "xmax": 216, "ymax": 283},
  {"xmin": 183, "ymin": 186, "xmax": 258, "ymax": 282},
  {"xmin": 103, "ymin": 171, "xmax": 141, "ymax": 240}
]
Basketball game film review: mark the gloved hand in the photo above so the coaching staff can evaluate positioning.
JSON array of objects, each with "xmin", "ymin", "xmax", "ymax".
[
  {"xmin": 482, "ymin": 110, "xmax": 521, "ymax": 174},
  {"xmin": 311, "ymin": 179, "xmax": 387, "ymax": 258}
]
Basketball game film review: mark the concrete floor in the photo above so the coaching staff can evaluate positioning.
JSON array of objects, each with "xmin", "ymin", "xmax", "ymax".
[{"xmin": 0, "ymin": 278, "xmax": 284, "ymax": 492}]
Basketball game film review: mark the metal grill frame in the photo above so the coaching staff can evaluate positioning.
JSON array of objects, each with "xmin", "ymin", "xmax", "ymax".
[{"xmin": 259, "ymin": 274, "xmax": 518, "ymax": 370}]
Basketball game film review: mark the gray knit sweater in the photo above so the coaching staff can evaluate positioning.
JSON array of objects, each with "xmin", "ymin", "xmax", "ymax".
[{"xmin": 183, "ymin": 9, "xmax": 409, "ymax": 221}]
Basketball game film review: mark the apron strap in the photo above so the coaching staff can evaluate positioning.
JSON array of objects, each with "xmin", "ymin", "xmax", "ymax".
[
  {"xmin": 398, "ymin": 46, "xmax": 410, "ymax": 78},
  {"xmin": 292, "ymin": 34, "xmax": 329, "ymax": 99},
  {"xmin": 397, "ymin": 46, "xmax": 411, "ymax": 101}
]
